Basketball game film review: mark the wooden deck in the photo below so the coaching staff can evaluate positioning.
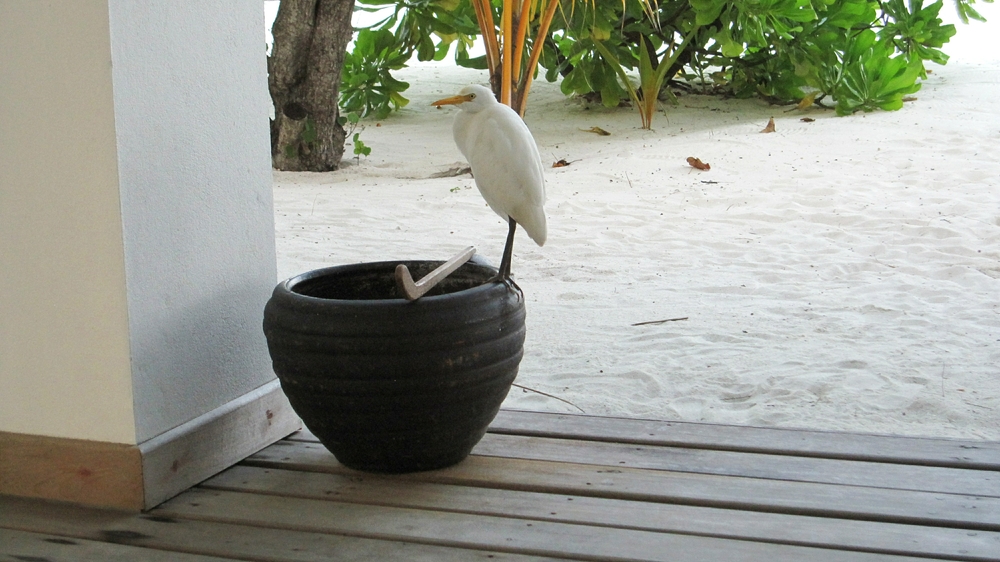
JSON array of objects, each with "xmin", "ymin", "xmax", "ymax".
[{"xmin": 3, "ymin": 409, "xmax": 999, "ymax": 561}]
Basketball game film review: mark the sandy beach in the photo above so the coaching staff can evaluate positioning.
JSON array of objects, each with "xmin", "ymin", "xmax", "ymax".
[{"xmin": 270, "ymin": 11, "xmax": 999, "ymax": 440}]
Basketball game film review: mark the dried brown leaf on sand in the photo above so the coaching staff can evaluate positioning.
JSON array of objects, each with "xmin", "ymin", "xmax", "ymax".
[
  {"xmin": 761, "ymin": 117, "xmax": 776, "ymax": 133},
  {"xmin": 581, "ymin": 126, "xmax": 611, "ymax": 136},
  {"xmin": 687, "ymin": 157, "xmax": 710, "ymax": 171},
  {"xmin": 553, "ymin": 159, "xmax": 572, "ymax": 168}
]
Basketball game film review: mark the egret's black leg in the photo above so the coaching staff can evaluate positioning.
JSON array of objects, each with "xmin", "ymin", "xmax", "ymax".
[{"xmin": 497, "ymin": 217, "xmax": 517, "ymax": 281}]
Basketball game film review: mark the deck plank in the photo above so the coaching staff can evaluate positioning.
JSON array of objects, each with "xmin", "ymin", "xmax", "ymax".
[
  {"xmin": 245, "ymin": 439, "xmax": 1000, "ymax": 531},
  {"xmin": 485, "ymin": 410, "xmax": 1000, "ymax": 469},
  {"xmin": 475, "ymin": 432, "xmax": 1000, "ymax": 496},
  {"xmin": 0, "ymin": 494, "xmax": 571, "ymax": 562},
  {"xmin": 153, "ymin": 487, "xmax": 934, "ymax": 562},
  {"xmin": 291, "ymin": 429, "xmax": 999, "ymax": 496},
  {"xmin": 0, "ymin": 527, "xmax": 237, "ymax": 562},
  {"xmin": 202, "ymin": 464, "xmax": 1000, "ymax": 561}
]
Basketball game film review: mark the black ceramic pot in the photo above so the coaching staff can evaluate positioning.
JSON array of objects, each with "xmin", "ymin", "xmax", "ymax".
[{"xmin": 262, "ymin": 258, "xmax": 525, "ymax": 473}]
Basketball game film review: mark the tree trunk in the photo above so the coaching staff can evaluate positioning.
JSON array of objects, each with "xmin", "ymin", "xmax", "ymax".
[{"xmin": 268, "ymin": 0, "xmax": 355, "ymax": 171}]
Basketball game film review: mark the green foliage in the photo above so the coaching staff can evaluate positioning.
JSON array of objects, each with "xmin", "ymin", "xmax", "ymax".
[
  {"xmin": 341, "ymin": 28, "xmax": 411, "ymax": 120},
  {"xmin": 337, "ymin": 112, "xmax": 372, "ymax": 161},
  {"xmin": 594, "ymin": 28, "xmax": 699, "ymax": 127},
  {"xmin": 339, "ymin": 0, "xmax": 481, "ymax": 121},
  {"xmin": 352, "ymin": 132, "xmax": 372, "ymax": 159},
  {"xmin": 358, "ymin": 0, "xmax": 480, "ymax": 62},
  {"xmin": 955, "ymin": 0, "xmax": 992, "ymax": 22},
  {"xmin": 336, "ymin": 0, "xmax": 988, "ymax": 125},
  {"xmin": 833, "ymin": 29, "xmax": 924, "ymax": 114},
  {"xmin": 880, "ymin": 0, "xmax": 956, "ymax": 67}
]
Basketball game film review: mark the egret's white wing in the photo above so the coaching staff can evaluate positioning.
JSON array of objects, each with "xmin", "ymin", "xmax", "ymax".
[{"xmin": 463, "ymin": 106, "xmax": 547, "ymax": 245}]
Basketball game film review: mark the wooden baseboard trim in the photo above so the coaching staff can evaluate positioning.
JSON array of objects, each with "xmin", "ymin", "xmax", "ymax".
[
  {"xmin": 0, "ymin": 379, "xmax": 300, "ymax": 511},
  {"xmin": 0, "ymin": 431, "xmax": 144, "ymax": 511},
  {"xmin": 139, "ymin": 379, "xmax": 300, "ymax": 509}
]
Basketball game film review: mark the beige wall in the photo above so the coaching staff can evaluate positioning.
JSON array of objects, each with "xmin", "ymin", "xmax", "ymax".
[
  {"xmin": 1, "ymin": 0, "xmax": 278, "ymax": 447},
  {"xmin": 0, "ymin": 0, "xmax": 137, "ymax": 444},
  {"xmin": 0, "ymin": 0, "xmax": 290, "ymax": 509}
]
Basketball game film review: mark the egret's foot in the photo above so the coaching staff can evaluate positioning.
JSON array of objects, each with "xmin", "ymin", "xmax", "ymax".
[
  {"xmin": 487, "ymin": 276, "xmax": 522, "ymax": 300},
  {"xmin": 487, "ymin": 274, "xmax": 520, "ymax": 292},
  {"xmin": 506, "ymin": 277, "xmax": 522, "ymax": 296}
]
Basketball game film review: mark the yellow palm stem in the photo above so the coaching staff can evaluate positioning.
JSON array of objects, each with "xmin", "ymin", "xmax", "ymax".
[
  {"xmin": 514, "ymin": 0, "xmax": 560, "ymax": 115},
  {"xmin": 527, "ymin": 0, "xmax": 538, "ymax": 22},
  {"xmin": 472, "ymin": 0, "xmax": 500, "ymax": 81},
  {"xmin": 511, "ymin": 0, "xmax": 533, "ymax": 84},
  {"xmin": 501, "ymin": 0, "xmax": 513, "ymax": 106}
]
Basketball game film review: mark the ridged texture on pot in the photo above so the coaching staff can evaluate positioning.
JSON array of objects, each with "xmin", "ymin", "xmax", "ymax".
[{"xmin": 263, "ymin": 260, "xmax": 525, "ymax": 473}]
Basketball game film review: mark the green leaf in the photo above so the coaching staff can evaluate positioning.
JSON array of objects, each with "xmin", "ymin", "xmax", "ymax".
[
  {"xmin": 455, "ymin": 53, "xmax": 488, "ymax": 69},
  {"xmin": 824, "ymin": 0, "xmax": 878, "ymax": 29},
  {"xmin": 717, "ymin": 26, "xmax": 745, "ymax": 57},
  {"xmin": 389, "ymin": 91, "xmax": 410, "ymax": 109},
  {"xmin": 690, "ymin": 0, "xmax": 728, "ymax": 26},
  {"xmin": 352, "ymin": 132, "xmax": 372, "ymax": 158},
  {"xmin": 781, "ymin": 0, "xmax": 818, "ymax": 22},
  {"xmin": 593, "ymin": 40, "xmax": 640, "ymax": 108},
  {"xmin": 955, "ymin": 0, "xmax": 987, "ymax": 23},
  {"xmin": 880, "ymin": 58, "xmax": 923, "ymax": 94}
]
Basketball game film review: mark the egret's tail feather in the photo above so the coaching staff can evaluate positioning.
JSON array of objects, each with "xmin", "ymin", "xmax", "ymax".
[{"xmin": 521, "ymin": 210, "xmax": 546, "ymax": 247}]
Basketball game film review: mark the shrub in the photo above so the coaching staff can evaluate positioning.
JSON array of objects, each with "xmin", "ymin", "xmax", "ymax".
[{"xmin": 340, "ymin": 0, "xmax": 989, "ymax": 126}]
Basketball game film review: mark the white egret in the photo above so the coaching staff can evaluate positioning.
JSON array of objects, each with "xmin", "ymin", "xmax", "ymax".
[{"xmin": 432, "ymin": 85, "xmax": 546, "ymax": 281}]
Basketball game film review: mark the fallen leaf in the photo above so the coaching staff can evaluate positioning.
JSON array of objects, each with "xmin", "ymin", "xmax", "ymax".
[
  {"xmin": 581, "ymin": 126, "xmax": 611, "ymax": 136},
  {"xmin": 687, "ymin": 157, "xmax": 710, "ymax": 171},
  {"xmin": 796, "ymin": 91, "xmax": 819, "ymax": 111},
  {"xmin": 553, "ymin": 159, "xmax": 572, "ymax": 168},
  {"xmin": 429, "ymin": 166, "xmax": 472, "ymax": 179},
  {"xmin": 902, "ymin": 96, "xmax": 918, "ymax": 102},
  {"xmin": 800, "ymin": 117, "xmax": 815, "ymax": 123},
  {"xmin": 761, "ymin": 117, "xmax": 776, "ymax": 133}
]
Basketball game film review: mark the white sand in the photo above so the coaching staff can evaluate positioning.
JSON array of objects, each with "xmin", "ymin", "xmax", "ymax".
[{"xmin": 272, "ymin": 18, "xmax": 999, "ymax": 440}]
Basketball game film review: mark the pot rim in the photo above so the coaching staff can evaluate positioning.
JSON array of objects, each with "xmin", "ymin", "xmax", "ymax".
[{"xmin": 277, "ymin": 259, "xmax": 513, "ymax": 307}]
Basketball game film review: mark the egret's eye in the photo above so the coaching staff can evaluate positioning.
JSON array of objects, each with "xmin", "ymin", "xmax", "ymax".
[{"xmin": 469, "ymin": 93, "xmax": 476, "ymax": 99}]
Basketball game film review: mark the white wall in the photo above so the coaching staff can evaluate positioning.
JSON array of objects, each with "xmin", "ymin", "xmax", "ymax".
[
  {"xmin": 0, "ymin": 0, "xmax": 137, "ymax": 444},
  {"xmin": 107, "ymin": 1, "xmax": 277, "ymax": 443},
  {"xmin": 1, "ymin": 0, "xmax": 278, "ymax": 445}
]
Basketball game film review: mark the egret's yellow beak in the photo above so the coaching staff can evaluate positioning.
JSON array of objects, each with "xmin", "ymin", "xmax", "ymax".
[{"xmin": 431, "ymin": 94, "xmax": 473, "ymax": 107}]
